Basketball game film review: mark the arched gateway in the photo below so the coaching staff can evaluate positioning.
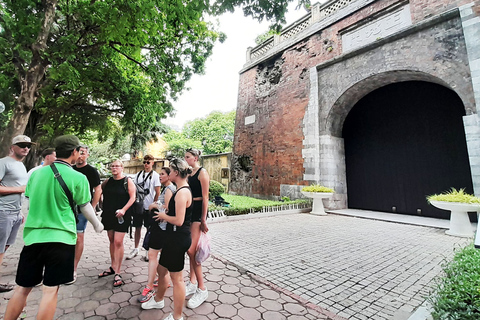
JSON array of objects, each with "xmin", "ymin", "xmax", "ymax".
[{"xmin": 231, "ymin": 0, "xmax": 480, "ymax": 219}]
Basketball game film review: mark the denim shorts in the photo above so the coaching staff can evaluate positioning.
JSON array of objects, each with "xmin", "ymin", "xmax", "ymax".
[
  {"xmin": 0, "ymin": 210, "xmax": 23, "ymax": 253},
  {"xmin": 76, "ymin": 213, "xmax": 88, "ymax": 233}
]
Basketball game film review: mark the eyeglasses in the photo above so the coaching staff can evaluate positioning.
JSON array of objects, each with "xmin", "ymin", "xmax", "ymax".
[
  {"xmin": 15, "ymin": 143, "xmax": 31, "ymax": 149},
  {"xmin": 111, "ymin": 165, "xmax": 122, "ymax": 168},
  {"xmin": 143, "ymin": 161, "xmax": 151, "ymax": 164}
]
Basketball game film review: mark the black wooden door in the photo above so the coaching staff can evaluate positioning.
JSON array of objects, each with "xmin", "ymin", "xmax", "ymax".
[{"xmin": 342, "ymin": 81, "xmax": 474, "ymax": 219}]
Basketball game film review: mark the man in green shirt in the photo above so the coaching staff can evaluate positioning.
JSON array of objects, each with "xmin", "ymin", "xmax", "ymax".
[{"xmin": 4, "ymin": 135, "xmax": 104, "ymax": 320}]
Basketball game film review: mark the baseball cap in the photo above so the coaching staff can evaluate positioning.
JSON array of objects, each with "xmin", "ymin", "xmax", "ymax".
[
  {"xmin": 12, "ymin": 135, "xmax": 36, "ymax": 146},
  {"xmin": 53, "ymin": 135, "xmax": 81, "ymax": 151}
]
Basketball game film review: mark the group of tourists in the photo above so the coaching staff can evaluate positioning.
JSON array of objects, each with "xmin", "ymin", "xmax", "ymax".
[{"xmin": 0, "ymin": 134, "xmax": 211, "ymax": 320}]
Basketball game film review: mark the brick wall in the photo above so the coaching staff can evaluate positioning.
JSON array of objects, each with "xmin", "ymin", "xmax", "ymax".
[{"xmin": 231, "ymin": 0, "xmax": 479, "ymax": 199}]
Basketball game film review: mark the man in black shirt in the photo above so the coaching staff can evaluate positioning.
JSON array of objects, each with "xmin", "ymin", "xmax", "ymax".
[{"xmin": 71, "ymin": 145, "xmax": 101, "ymax": 284}]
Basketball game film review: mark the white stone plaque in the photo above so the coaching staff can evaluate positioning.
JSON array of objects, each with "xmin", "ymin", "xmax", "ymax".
[
  {"xmin": 342, "ymin": 4, "xmax": 412, "ymax": 52},
  {"xmin": 245, "ymin": 115, "xmax": 256, "ymax": 125}
]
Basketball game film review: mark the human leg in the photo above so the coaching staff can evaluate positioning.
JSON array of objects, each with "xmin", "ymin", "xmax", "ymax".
[
  {"xmin": 112, "ymin": 231, "xmax": 126, "ymax": 286},
  {"xmin": 4, "ymin": 286, "xmax": 32, "ymax": 320},
  {"xmin": 187, "ymin": 222, "xmax": 205, "ymax": 290},
  {"xmin": 141, "ymin": 264, "xmax": 167, "ymax": 310},
  {"xmin": 127, "ymin": 214, "xmax": 143, "ymax": 259},
  {"xmin": 147, "ymin": 248, "xmax": 160, "ymax": 288},
  {"xmin": 170, "ymin": 270, "xmax": 186, "ymax": 319},
  {"xmin": 73, "ymin": 213, "xmax": 88, "ymax": 272},
  {"xmin": 37, "ymin": 285, "xmax": 60, "ymax": 320},
  {"xmin": 0, "ymin": 210, "xmax": 21, "ymax": 289}
]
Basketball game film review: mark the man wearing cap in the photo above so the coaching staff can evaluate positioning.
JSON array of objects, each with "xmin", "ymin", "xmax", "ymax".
[
  {"xmin": 4, "ymin": 135, "xmax": 104, "ymax": 320},
  {"xmin": 0, "ymin": 135, "xmax": 34, "ymax": 293},
  {"xmin": 71, "ymin": 145, "xmax": 102, "ymax": 283}
]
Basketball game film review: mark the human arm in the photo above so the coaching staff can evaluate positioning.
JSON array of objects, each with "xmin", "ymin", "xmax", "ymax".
[
  {"xmin": 199, "ymin": 168, "xmax": 210, "ymax": 232},
  {"xmin": 91, "ymin": 184, "xmax": 102, "ymax": 209},
  {"xmin": 153, "ymin": 187, "xmax": 174, "ymax": 221},
  {"xmin": 0, "ymin": 177, "xmax": 26, "ymax": 195},
  {"xmin": 79, "ymin": 203, "xmax": 104, "ymax": 232},
  {"xmin": 153, "ymin": 185, "xmax": 160, "ymax": 202}
]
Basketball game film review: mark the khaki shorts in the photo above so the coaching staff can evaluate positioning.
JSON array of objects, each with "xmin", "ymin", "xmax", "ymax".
[{"xmin": 0, "ymin": 210, "xmax": 22, "ymax": 253}]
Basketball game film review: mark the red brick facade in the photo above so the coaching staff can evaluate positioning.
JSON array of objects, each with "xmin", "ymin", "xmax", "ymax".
[{"xmin": 231, "ymin": 0, "xmax": 479, "ymax": 199}]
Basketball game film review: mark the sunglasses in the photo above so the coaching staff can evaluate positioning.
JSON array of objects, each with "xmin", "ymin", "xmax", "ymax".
[
  {"xmin": 15, "ymin": 143, "xmax": 31, "ymax": 149},
  {"xmin": 143, "ymin": 161, "xmax": 151, "ymax": 164}
]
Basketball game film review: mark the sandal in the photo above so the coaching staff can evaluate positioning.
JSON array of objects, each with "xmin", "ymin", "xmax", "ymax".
[
  {"xmin": 98, "ymin": 266, "xmax": 115, "ymax": 278},
  {"xmin": 113, "ymin": 274, "xmax": 124, "ymax": 287}
]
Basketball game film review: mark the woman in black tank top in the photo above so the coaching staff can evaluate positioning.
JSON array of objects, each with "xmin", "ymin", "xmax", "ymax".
[
  {"xmin": 140, "ymin": 158, "xmax": 192, "ymax": 320},
  {"xmin": 184, "ymin": 148, "xmax": 210, "ymax": 309}
]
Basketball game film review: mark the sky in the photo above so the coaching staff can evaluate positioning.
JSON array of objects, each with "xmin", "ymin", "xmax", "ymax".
[{"xmin": 164, "ymin": 5, "xmax": 309, "ymax": 130}]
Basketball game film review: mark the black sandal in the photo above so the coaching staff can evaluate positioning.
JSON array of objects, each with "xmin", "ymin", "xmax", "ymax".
[
  {"xmin": 98, "ymin": 266, "xmax": 115, "ymax": 278},
  {"xmin": 113, "ymin": 274, "xmax": 124, "ymax": 287}
]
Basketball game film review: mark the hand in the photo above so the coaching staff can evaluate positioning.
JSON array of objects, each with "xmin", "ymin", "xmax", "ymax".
[
  {"xmin": 21, "ymin": 214, "xmax": 25, "ymax": 224},
  {"xmin": 115, "ymin": 209, "xmax": 125, "ymax": 217},
  {"xmin": 20, "ymin": 185, "xmax": 26, "ymax": 193},
  {"xmin": 148, "ymin": 203, "xmax": 159, "ymax": 211},
  {"xmin": 153, "ymin": 209, "xmax": 164, "ymax": 221},
  {"xmin": 200, "ymin": 220, "xmax": 209, "ymax": 233}
]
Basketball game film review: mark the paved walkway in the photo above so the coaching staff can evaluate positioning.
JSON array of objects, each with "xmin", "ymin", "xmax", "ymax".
[{"xmin": 0, "ymin": 211, "xmax": 473, "ymax": 319}]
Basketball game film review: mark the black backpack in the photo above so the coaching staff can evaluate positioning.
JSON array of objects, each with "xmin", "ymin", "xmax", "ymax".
[{"xmin": 125, "ymin": 171, "xmax": 152, "ymax": 215}]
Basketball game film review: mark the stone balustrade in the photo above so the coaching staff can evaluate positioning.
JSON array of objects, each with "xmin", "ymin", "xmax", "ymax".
[{"xmin": 247, "ymin": 0, "xmax": 360, "ymax": 62}]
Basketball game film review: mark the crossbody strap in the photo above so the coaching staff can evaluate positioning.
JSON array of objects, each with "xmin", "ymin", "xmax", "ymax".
[{"xmin": 50, "ymin": 164, "xmax": 77, "ymax": 216}]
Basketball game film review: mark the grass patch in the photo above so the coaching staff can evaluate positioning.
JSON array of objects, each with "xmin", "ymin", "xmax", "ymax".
[
  {"xmin": 428, "ymin": 244, "xmax": 480, "ymax": 319},
  {"xmin": 427, "ymin": 188, "xmax": 480, "ymax": 204},
  {"xmin": 301, "ymin": 185, "xmax": 335, "ymax": 193},
  {"xmin": 210, "ymin": 194, "xmax": 310, "ymax": 216}
]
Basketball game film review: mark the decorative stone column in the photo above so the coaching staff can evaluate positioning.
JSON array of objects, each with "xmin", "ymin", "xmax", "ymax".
[{"xmin": 464, "ymin": 114, "xmax": 480, "ymax": 196}]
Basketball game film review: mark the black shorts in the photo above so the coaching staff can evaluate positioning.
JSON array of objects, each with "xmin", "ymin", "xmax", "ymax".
[
  {"xmin": 191, "ymin": 200, "xmax": 203, "ymax": 223},
  {"xmin": 132, "ymin": 210, "xmax": 150, "ymax": 228},
  {"xmin": 16, "ymin": 242, "xmax": 75, "ymax": 287},
  {"xmin": 159, "ymin": 232, "xmax": 191, "ymax": 272},
  {"xmin": 102, "ymin": 211, "xmax": 131, "ymax": 233},
  {"xmin": 148, "ymin": 224, "xmax": 165, "ymax": 250}
]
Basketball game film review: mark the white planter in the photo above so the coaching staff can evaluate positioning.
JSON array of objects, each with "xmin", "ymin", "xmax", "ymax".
[
  {"xmin": 429, "ymin": 200, "xmax": 480, "ymax": 237},
  {"xmin": 301, "ymin": 191, "xmax": 334, "ymax": 215}
]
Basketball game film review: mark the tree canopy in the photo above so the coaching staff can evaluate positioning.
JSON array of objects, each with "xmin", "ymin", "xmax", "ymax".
[
  {"xmin": 0, "ymin": 0, "xmax": 309, "ymax": 157},
  {"xmin": 163, "ymin": 110, "xmax": 235, "ymax": 157}
]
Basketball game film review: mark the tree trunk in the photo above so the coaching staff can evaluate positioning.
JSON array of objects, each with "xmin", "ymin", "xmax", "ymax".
[{"xmin": 0, "ymin": 0, "xmax": 58, "ymax": 157}]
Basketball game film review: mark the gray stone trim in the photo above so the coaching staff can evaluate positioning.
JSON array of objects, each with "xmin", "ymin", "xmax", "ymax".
[
  {"xmin": 463, "ymin": 114, "xmax": 480, "ymax": 196},
  {"xmin": 302, "ymin": 67, "xmax": 321, "ymax": 183},
  {"xmin": 460, "ymin": 2, "xmax": 480, "ymax": 113}
]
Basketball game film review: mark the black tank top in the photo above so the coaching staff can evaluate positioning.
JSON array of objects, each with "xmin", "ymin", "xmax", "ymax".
[
  {"xmin": 103, "ymin": 177, "xmax": 130, "ymax": 216},
  {"xmin": 188, "ymin": 167, "xmax": 203, "ymax": 198},
  {"xmin": 166, "ymin": 186, "xmax": 192, "ymax": 233}
]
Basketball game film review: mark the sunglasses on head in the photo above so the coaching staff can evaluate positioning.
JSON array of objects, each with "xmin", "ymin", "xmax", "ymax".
[
  {"xmin": 143, "ymin": 161, "xmax": 151, "ymax": 164},
  {"xmin": 16, "ymin": 143, "xmax": 31, "ymax": 149}
]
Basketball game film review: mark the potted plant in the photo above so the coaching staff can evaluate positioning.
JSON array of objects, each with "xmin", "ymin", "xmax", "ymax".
[
  {"xmin": 301, "ymin": 185, "xmax": 335, "ymax": 215},
  {"xmin": 427, "ymin": 188, "xmax": 480, "ymax": 237}
]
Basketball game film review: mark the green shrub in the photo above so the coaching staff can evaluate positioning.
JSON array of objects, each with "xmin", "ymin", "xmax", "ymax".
[
  {"xmin": 428, "ymin": 244, "xmax": 480, "ymax": 319},
  {"xmin": 212, "ymin": 194, "xmax": 310, "ymax": 216},
  {"xmin": 427, "ymin": 188, "xmax": 480, "ymax": 204},
  {"xmin": 209, "ymin": 180, "xmax": 225, "ymax": 198},
  {"xmin": 301, "ymin": 185, "xmax": 335, "ymax": 193}
]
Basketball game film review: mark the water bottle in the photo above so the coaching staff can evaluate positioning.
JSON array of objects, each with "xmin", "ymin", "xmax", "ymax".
[
  {"xmin": 116, "ymin": 210, "xmax": 124, "ymax": 224},
  {"xmin": 158, "ymin": 207, "xmax": 167, "ymax": 230}
]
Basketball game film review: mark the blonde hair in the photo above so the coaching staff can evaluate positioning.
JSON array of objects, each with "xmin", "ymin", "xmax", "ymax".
[
  {"xmin": 186, "ymin": 148, "xmax": 202, "ymax": 159},
  {"xmin": 169, "ymin": 158, "xmax": 193, "ymax": 178}
]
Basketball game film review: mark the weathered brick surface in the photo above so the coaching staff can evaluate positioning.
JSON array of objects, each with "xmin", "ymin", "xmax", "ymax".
[{"xmin": 232, "ymin": 0, "xmax": 479, "ymax": 198}]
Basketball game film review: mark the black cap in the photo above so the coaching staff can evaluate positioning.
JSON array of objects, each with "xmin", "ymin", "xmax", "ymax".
[{"xmin": 54, "ymin": 135, "xmax": 81, "ymax": 151}]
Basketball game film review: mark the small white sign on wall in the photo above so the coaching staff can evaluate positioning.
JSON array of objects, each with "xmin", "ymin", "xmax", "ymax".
[
  {"xmin": 342, "ymin": 4, "xmax": 412, "ymax": 52},
  {"xmin": 245, "ymin": 115, "xmax": 256, "ymax": 125}
]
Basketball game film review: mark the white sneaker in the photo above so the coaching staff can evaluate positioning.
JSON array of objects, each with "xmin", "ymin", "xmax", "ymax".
[
  {"xmin": 187, "ymin": 287, "xmax": 208, "ymax": 309},
  {"xmin": 185, "ymin": 281, "xmax": 197, "ymax": 296},
  {"xmin": 141, "ymin": 296, "xmax": 165, "ymax": 310},
  {"xmin": 126, "ymin": 248, "xmax": 139, "ymax": 260},
  {"xmin": 163, "ymin": 314, "xmax": 183, "ymax": 320}
]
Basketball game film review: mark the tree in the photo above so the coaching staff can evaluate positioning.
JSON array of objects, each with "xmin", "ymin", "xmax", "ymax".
[
  {"xmin": 183, "ymin": 110, "xmax": 236, "ymax": 154},
  {"xmin": 0, "ymin": 0, "xmax": 309, "ymax": 156}
]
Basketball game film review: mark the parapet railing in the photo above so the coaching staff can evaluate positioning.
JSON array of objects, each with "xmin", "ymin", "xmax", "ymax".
[
  {"xmin": 207, "ymin": 201, "xmax": 312, "ymax": 221},
  {"xmin": 247, "ymin": 0, "xmax": 360, "ymax": 62}
]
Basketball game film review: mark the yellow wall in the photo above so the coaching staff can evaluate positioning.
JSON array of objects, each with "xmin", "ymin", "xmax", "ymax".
[{"xmin": 201, "ymin": 153, "xmax": 231, "ymax": 192}]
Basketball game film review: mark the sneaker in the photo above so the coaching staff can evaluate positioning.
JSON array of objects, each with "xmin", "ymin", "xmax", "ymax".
[
  {"xmin": 126, "ymin": 248, "xmax": 139, "ymax": 260},
  {"xmin": 187, "ymin": 287, "xmax": 208, "ymax": 309},
  {"xmin": 163, "ymin": 314, "xmax": 184, "ymax": 320},
  {"xmin": 141, "ymin": 296, "xmax": 165, "ymax": 310},
  {"xmin": 153, "ymin": 278, "xmax": 158, "ymax": 287},
  {"xmin": 138, "ymin": 286, "xmax": 154, "ymax": 303},
  {"xmin": 185, "ymin": 281, "xmax": 197, "ymax": 296}
]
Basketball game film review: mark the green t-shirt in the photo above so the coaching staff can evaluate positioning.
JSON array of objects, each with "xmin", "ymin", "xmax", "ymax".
[{"xmin": 24, "ymin": 162, "xmax": 91, "ymax": 246}]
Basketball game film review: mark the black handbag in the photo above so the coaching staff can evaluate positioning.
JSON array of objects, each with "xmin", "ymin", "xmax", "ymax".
[{"xmin": 50, "ymin": 164, "xmax": 79, "ymax": 223}]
